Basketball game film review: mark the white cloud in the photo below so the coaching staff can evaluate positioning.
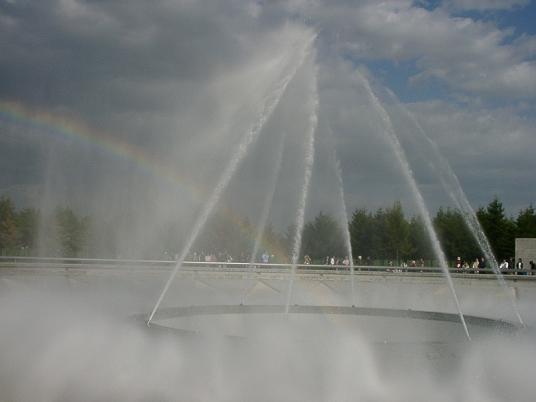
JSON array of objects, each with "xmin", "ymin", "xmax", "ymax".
[
  {"xmin": 267, "ymin": 0, "xmax": 536, "ymax": 99},
  {"xmin": 406, "ymin": 100, "xmax": 536, "ymax": 211},
  {"xmin": 445, "ymin": 0, "xmax": 529, "ymax": 11}
]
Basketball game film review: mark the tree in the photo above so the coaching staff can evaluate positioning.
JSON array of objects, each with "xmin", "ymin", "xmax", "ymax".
[
  {"xmin": 193, "ymin": 210, "xmax": 253, "ymax": 261},
  {"xmin": 301, "ymin": 212, "xmax": 346, "ymax": 261},
  {"xmin": 408, "ymin": 216, "xmax": 433, "ymax": 261},
  {"xmin": 383, "ymin": 202, "xmax": 412, "ymax": 262},
  {"xmin": 516, "ymin": 205, "xmax": 536, "ymax": 238},
  {"xmin": 349, "ymin": 208, "xmax": 373, "ymax": 260},
  {"xmin": 434, "ymin": 207, "xmax": 480, "ymax": 262},
  {"xmin": 16, "ymin": 207, "xmax": 39, "ymax": 251},
  {"xmin": 0, "ymin": 196, "xmax": 18, "ymax": 253},
  {"xmin": 259, "ymin": 223, "xmax": 288, "ymax": 263},
  {"xmin": 55, "ymin": 207, "xmax": 90, "ymax": 257},
  {"xmin": 476, "ymin": 197, "xmax": 515, "ymax": 261}
]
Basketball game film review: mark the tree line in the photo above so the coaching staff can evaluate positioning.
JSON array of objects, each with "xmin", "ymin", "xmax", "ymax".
[
  {"xmin": 1, "ymin": 195, "xmax": 535, "ymax": 265},
  {"xmin": 0, "ymin": 197, "xmax": 89, "ymax": 257}
]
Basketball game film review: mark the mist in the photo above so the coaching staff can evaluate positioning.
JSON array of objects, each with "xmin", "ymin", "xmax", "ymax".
[{"xmin": 1, "ymin": 270, "xmax": 535, "ymax": 401}]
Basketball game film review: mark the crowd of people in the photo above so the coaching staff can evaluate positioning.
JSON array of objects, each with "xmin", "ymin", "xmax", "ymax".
[
  {"xmin": 455, "ymin": 256, "xmax": 536, "ymax": 275},
  {"xmin": 499, "ymin": 257, "xmax": 536, "ymax": 274},
  {"xmin": 177, "ymin": 250, "xmax": 536, "ymax": 275}
]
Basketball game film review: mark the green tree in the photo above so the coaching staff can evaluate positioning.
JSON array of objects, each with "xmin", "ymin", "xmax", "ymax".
[
  {"xmin": 370, "ymin": 207, "xmax": 388, "ymax": 259},
  {"xmin": 16, "ymin": 207, "xmax": 39, "ymax": 252},
  {"xmin": 408, "ymin": 216, "xmax": 433, "ymax": 261},
  {"xmin": 0, "ymin": 196, "xmax": 18, "ymax": 253},
  {"xmin": 476, "ymin": 197, "xmax": 515, "ymax": 261},
  {"xmin": 55, "ymin": 207, "xmax": 90, "ymax": 257},
  {"xmin": 383, "ymin": 202, "xmax": 412, "ymax": 262},
  {"xmin": 301, "ymin": 212, "xmax": 346, "ymax": 261},
  {"xmin": 194, "ymin": 210, "xmax": 252, "ymax": 261},
  {"xmin": 516, "ymin": 205, "xmax": 536, "ymax": 238},
  {"xmin": 434, "ymin": 207, "xmax": 480, "ymax": 263},
  {"xmin": 349, "ymin": 208, "xmax": 373, "ymax": 260}
]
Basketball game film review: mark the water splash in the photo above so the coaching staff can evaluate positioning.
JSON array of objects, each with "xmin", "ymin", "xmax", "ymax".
[
  {"xmin": 356, "ymin": 71, "xmax": 471, "ymax": 341},
  {"xmin": 147, "ymin": 33, "xmax": 317, "ymax": 325},
  {"xmin": 327, "ymin": 124, "xmax": 356, "ymax": 306},
  {"xmin": 387, "ymin": 91, "xmax": 524, "ymax": 325},
  {"xmin": 284, "ymin": 61, "xmax": 319, "ymax": 313},
  {"xmin": 241, "ymin": 128, "xmax": 288, "ymax": 305}
]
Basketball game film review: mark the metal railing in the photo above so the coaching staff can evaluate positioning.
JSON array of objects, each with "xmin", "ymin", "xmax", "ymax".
[{"xmin": 0, "ymin": 256, "xmax": 534, "ymax": 278}]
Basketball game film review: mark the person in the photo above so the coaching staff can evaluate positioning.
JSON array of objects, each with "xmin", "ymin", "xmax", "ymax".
[
  {"xmin": 356, "ymin": 255, "xmax": 363, "ymax": 271},
  {"xmin": 261, "ymin": 252, "xmax": 270, "ymax": 264},
  {"xmin": 499, "ymin": 259, "xmax": 508, "ymax": 270},
  {"xmin": 516, "ymin": 258, "xmax": 524, "ymax": 275},
  {"xmin": 530, "ymin": 260, "xmax": 535, "ymax": 275},
  {"xmin": 330, "ymin": 256, "xmax": 335, "ymax": 266},
  {"xmin": 456, "ymin": 256, "xmax": 462, "ymax": 271},
  {"xmin": 303, "ymin": 254, "xmax": 311, "ymax": 265},
  {"xmin": 342, "ymin": 256, "xmax": 350, "ymax": 267},
  {"xmin": 478, "ymin": 257, "xmax": 486, "ymax": 274},
  {"xmin": 472, "ymin": 258, "xmax": 479, "ymax": 273}
]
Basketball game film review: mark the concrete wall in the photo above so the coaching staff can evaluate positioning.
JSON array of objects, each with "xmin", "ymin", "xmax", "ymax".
[{"xmin": 515, "ymin": 238, "xmax": 536, "ymax": 268}]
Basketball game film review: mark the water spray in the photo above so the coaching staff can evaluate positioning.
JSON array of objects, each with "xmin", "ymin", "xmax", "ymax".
[{"xmin": 357, "ymin": 71, "xmax": 471, "ymax": 341}]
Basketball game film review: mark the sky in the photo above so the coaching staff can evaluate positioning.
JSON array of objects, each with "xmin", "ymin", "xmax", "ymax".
[{"xmin": 0, "ymin": 0, "xmax": 535, "ymax": 252}]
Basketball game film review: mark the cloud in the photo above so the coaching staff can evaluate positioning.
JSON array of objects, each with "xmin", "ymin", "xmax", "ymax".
[
  {"xmin": 0, "ymin": 0, "xmax": 535, "ymax": 254},
  {"xmin": 445, "ymin": 0, "xmax": 530, "ymax": 11},
  {"xmin": 405, "ymin": 99, "xmax": 536, "ymax": 212},
  {"xmin": 264, "ymin": 0, "xmax": 536, "ymax": 99}
]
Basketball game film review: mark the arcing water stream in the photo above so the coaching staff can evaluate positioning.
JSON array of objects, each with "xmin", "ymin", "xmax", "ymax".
[
  {"xmin": 356, "ymin": 71, "xmax": 472, "ymax": 341},
  {"xmin": 386, "ymin": 91, "xmax": 524, "ymax": 325},
  {"xmin": 327, "ymin": 124, "xmax": 356, "ymax": 306},
  {"xmin": 148, "ymin": 34, "xmax": 317, "ymax": 325},
  {"xmin": 241, "ymin": 128, "xmax": 288, "ymax": 305},
  {"xmin": 284, "ymin": 60, "xmax": 319, "ymax": 314}
]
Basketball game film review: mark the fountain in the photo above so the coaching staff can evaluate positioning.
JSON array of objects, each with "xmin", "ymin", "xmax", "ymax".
[
  {"xmin": 137, "ymin": 40, "xmax": 528, "ymax": 353},
  {"xmin": 384, "ymin": 90, "xmax": 525, "ymax": 326},
  {"xmin": 284, "ymin": 61, "xmax": 319, "ymax": 313},
  {"xmin": 355, "ymin": 71, "xmax": 471, "ymax": 340},
  {"xmin": 147, "ymin": 34, "xmax": 317, "ymax": 325},
  {"xmin": 328, "ymin": 123, "xmax": 356, "ymax": 306},
  {"xmin": 241, "ymin": 127, "xmax": 287, "ymax": 305},
  {"xmin": 1, "ymin": 16, "xmax": 534, "ymax": 402},
  {"xmin": 140, "ymin": 31, "xmax": 527, "ymax": 349}
]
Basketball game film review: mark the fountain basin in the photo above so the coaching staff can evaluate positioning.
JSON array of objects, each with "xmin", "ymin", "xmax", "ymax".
[{"xmin": 140, "ymin": 304, "xmax": 518, "ymax": 342}]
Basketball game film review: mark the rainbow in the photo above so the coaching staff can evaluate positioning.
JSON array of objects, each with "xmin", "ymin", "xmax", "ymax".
[
  {"xmin": 0, "ymin": 100, "xmax": 290, "ymax": 259},
  {"xmin": 0, "ymin": 100, "xmax": 201, "ymax": 198}
]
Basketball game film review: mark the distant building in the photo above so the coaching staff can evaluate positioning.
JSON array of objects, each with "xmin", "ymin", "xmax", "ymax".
[{"xmin": 515, "ymin": 238, "xmax": 536, "ymax": 269}]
